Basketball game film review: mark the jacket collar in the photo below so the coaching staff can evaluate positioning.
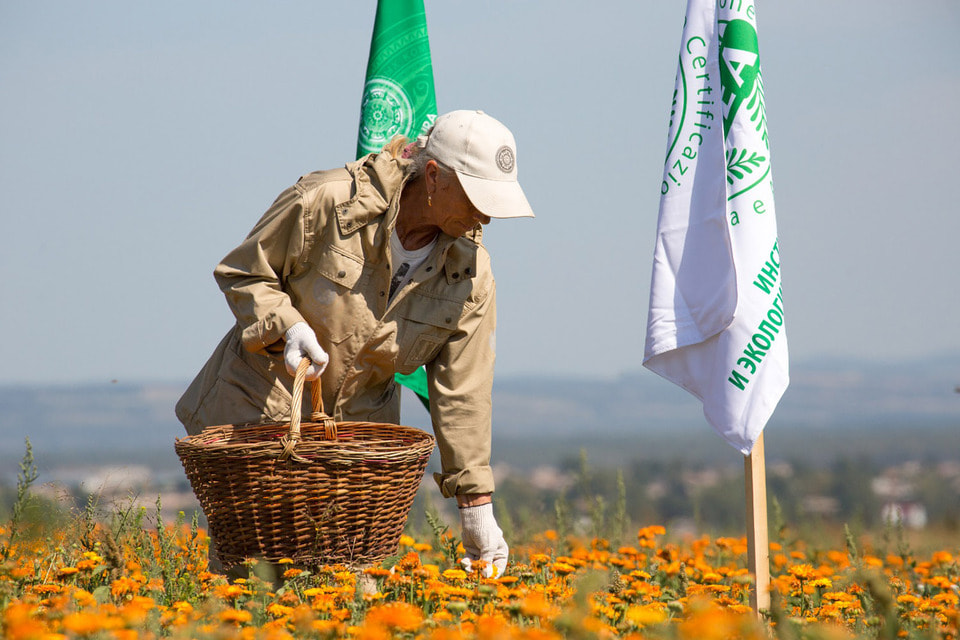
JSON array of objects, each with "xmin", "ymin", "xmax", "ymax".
[
  {"xmin": 334, "ymin": 153, "xmax": 409, "ymax": 235},
  {"xmin": 439, "ymin": 227, "xmax": 482, "ymax": 285}
]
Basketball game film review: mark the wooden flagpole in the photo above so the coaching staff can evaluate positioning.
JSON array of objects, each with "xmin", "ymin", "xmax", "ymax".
[{"xmin": 745, "ymin": 432, "xmax": 770, "ymax": 614}]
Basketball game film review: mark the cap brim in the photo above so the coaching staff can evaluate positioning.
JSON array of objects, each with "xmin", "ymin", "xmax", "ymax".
[{"xmin": 457, "ymin": 172, "xmax": 535, "ymax": 219}]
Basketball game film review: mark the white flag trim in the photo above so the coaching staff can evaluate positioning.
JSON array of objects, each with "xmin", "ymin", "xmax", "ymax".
[{"xmin": 643, "ymin": 0, "xmax": 788, "ymax": 455}]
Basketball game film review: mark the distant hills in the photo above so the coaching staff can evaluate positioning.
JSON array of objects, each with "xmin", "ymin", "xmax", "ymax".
[{"xmin": 1, "ymin": 355, "xmax": 957, "ymax": 484}]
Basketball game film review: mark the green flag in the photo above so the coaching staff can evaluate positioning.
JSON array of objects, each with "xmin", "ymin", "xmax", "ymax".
[
  {"xmin": 357, "ymin": 0, "xmax": 436, "ymax": 411},
  {"xmin": 357, "ymin": 0, "xmax": 438, "ymax": 158}
]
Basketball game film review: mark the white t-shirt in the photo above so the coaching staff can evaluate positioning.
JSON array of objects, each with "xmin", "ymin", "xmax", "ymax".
[{"xmin": 389, "ymin": 229, "xmax": 436, "ymax": 300}]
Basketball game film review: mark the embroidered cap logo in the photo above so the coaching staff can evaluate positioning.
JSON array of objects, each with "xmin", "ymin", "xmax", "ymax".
[{"xmin": 495, "ymin": 146, "xmax": 515, "ymax": 174}]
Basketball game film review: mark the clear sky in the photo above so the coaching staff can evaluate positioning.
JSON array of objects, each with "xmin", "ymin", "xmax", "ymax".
[{"xmin": 1, "ymin": 1, "xmax": 958, "ymax": 386}]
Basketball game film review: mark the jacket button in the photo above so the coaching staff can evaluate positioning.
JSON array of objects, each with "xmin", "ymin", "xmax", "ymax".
[
  {"xmin": 379, "ymin": 291, "xmax": 385, "ymax": 297},
  {"xmin": 337, "ymin": 270, "xmax": 346, "ymax": 278},
  {"xmin": 445, "ymin": 317, "xmax": 452, "ymax": 324},
  {"xmin": 452, "ymin": 272, "xmax": 460, "ymax": 279},
  {"xmin": 464, "ymin": 267, "xmax": 472, "ymax": 275},
  {"xmin": 426, "ymin": 266, "xmax": 433, "ymax": 272}
]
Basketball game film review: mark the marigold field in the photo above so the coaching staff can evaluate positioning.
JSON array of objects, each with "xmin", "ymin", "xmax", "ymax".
[{"xmin": 1, "ymin": 447, "xmax": 958, "ymax": 640}]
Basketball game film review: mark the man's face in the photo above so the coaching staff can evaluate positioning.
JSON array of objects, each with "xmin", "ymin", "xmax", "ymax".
[{"xmin": 433, "ymin": 169, "xmax": 492, "ymax": 237}]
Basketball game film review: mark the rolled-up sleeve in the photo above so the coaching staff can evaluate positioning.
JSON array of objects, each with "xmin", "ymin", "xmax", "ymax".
[
  {"xmin": 427, "ymin": 276, "xmax": 497, "ymax": 498},
  {"xmin": 214, "ymin": 184, "xmax": 311, "ymax": 353}
]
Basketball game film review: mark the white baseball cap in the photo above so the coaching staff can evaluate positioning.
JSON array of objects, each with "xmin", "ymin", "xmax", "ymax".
[{"xmin": 424, "ymin": 110, "xmax": 535, "ymax": 219}]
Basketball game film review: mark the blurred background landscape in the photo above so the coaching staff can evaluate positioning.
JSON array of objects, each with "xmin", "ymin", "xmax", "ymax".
[
  {"xmin": 3, "ymin": 353, "xmax": 957, "ymax": 551},
  {"xmin": 3, "ymin": 1, "xmax": 959, "ymax": 559}
]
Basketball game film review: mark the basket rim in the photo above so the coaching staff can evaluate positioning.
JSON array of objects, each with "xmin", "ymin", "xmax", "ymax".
[{"xmin": 175, "ymin": 419, "xmax": 435, "ymax": 458}]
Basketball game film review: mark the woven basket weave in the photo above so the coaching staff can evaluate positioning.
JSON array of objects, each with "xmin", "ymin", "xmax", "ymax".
[{"xmin": 175, "ymin": 359, "xmax": 435, "ymax": 568}]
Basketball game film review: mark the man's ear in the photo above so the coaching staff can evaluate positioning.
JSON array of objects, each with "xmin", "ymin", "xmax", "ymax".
[{"xmin": 423, "ymin": 159, "xmax": 440, "ymax": 195}]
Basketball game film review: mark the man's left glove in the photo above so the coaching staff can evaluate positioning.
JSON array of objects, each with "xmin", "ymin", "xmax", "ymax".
[{"xmin": 459, "ymin": 503, "xmax": 509, "ymax": 578}]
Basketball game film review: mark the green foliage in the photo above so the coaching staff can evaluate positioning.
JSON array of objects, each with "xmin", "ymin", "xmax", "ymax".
[
  {"xmin": 424, "ymin": 503, "xmax": 459, "ymax": 567},
  {"xmin": 0, "ymin": 439, "xmax": 39, "ymax": 561}
]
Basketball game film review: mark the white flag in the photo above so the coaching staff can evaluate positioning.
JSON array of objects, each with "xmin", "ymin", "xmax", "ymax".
[{"xmin": 643, "ymin": 0, "xmax": 788, "ymax": 455}]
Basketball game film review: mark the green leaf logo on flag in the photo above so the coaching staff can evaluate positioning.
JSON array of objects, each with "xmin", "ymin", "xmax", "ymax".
[
  {"xmin": 357, "ymin": 0, "xmax": 437, "ymax": 158},
  {"xmin": 719, "ymin": 19, "xmax": 769, "ymax": 197}
]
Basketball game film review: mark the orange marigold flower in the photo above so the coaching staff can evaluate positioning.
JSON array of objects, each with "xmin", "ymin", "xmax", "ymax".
[
  {"xmin": 9, "ymin": 565, "xmax": 33, "ymax": 580},
  {"xmin": 121, "ymin": 597, "xmax": 154, "ymax": 626},
  {"xmin": 925, "ymin": 575, "xmax": 953, "ymax": 590},
  {"xmin": 787, "ymin": 564, "xmax": 817, "ymax": 580},
  {"xmin": 364, "ymin": 567, "xmax": 391, "ymax": 578},
  {"xmin": 73, "ymin": 589, "xmax": 98, "ymax": 608},
  {"xmin": 277, "ymin": 558, "xmax": 294, "ymax": 565},
  {"xmin": 171, "ymin": 601, "xmax": 194, "ymax": 614},
  {"xmin": 267, "ymin": 603, "xmax": 293, "ymax": 618},
  {"xmin": 413, "ymin": 543, "xmax": 432, "ymax": 553},
  {"xmin": 398, "ymin": 534, "xmax": 415, "ymax": 546},
  {"xmin": 30, "ymin": 584, "xmax": 62, "ymax": 595},
  {"xmin": 931, "ymin": 551, "xmax": 954, "ymax": 564},
  {"xmin": 395, "ymin": 551, "xmax": 421, "ymax": 571},
  {"xmin": 334, "ymin": 570, "xmax": 355, "ymax": 584},
  {"xmin": 442, "ymin": 568, "xmax": 467, "ymax": 581},
  {"xmin": 312, "ymin": 619, "xmax": 344, "ymax": 634},
  {"xmin": 219, "ymin": 609, "xmax": 253, "ymax": 624},
  {"xmin": 625, "ymin": 603, "xmax": 668, "ymax": 627},
  {"xmin": 282, "ymin": 568, "xmax": 303, "ymax": 579},
  {"xmin": 61, "ymin": 612, "xmax": 105, "ymax": 635},
  {"xmin": 551, "ymin": 562, "xmax": 576, "ymax": 576},
  {"xmin": 810, "ymin": 578, "xmax": 833, "ymax": 589},
  {"xmin": 863, "ymin": 555, "xmax": 883, "ymax": 568},
  {"xmin": 213, "ymin": 584, "xmax": 245, "ymax": 599},
  {"xmin": 687, "ymin": 584, "xmax": 731, "ymax": 596},
  {"xmin": 365, "ymin": 602, "xmax": 423, "ymax": 632},
  {"xmin": 111, "ymin": 576, "xmax": 141, "ymax": 598},
  {"xmin": 520, "ymin": 592, "xmax": 556, "ymax": 619},
  {"xmin": 57, "ymin": 566, "xmax": 80, "ymax": 577},
  {"xmin": 637, "ymin": 525, "xmax": 666, "ymax": 539},
  {"xmin": 715, "ymin": 537, "xmax": 743, "ymax": 551}
]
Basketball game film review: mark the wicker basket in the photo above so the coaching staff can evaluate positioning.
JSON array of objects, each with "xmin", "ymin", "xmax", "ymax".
[{"xmin": 175, "ymin": 359, "xmax": 435, "ymax": 568}]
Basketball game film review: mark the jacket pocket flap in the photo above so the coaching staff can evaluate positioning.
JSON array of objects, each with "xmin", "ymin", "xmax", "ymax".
[
  {"xmin": 401, "ymin": 297, "xmax": 464, "ymax": 329},
  {"xmin": 315, "ymin": 246, "xmax": 363, "ymax": 289}
]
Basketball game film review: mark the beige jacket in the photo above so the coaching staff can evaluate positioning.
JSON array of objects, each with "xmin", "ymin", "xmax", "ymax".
[{"xmin": 175, "ymin": 152, "xmax": 497, "ymax": 497}]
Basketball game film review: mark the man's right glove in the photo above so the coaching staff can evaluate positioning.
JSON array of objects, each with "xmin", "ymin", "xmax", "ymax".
[
  {"xmin": 283, "ymin": 322, "xmax": 329, "ymax": 380},
  {"xmin": 459, "ymin": 503, "xmax": 509, "ymax": 578}
]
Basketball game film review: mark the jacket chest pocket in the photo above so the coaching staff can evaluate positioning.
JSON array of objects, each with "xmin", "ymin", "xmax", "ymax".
[
  {"xmin": 297, "ymin": 246, "xmax": 367, "ymax": 343},
  {"xmin": 397, "ymin": 297, "xmax": 464, "ymax": 372}
]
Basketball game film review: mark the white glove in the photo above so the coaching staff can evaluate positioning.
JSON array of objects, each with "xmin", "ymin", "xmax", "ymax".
[
  {"xmin": 459, "ymin": 503, "xmax": 509, "ymax": 578},
  {"xmin": 283, "ymin": 322, "xmax": 329, "ymax": 380}
]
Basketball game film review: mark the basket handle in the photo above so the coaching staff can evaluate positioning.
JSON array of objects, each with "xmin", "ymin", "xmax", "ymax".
[{"xmin": 278, "ymin": 357, "xmax": 337, "ymax": 462}]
